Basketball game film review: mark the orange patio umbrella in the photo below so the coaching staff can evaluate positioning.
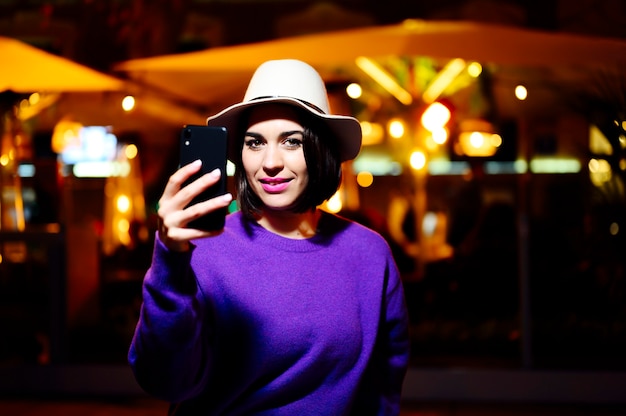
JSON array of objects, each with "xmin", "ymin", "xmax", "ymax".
[
  {"xmin": 113, "ymin": 19, "xmax": 626, "ymax": 113},
  {"xmin": 1, "ymin": 36, "xmax": 123, "ymax": 93}
]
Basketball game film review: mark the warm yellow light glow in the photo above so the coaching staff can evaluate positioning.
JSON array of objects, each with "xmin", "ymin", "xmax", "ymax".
[
  {"xmin": 467, "ymin": 62, "xmax": 482, "ymax": 78},
  {"xmin": 125, "ymin": 144, "xmax": 138, "ymax": 159},
  {"xmin": 119, "ymin": 231, "xmax": 131, "ymax": 246},
  {"xmin": 117, "ymin": 218, "xmax": 130, "ymax": 233},
  {"xmin": 29, "ymin": 93, "xmax": 41, "ymax": 105},
  {"xmin": 609, "ymin": 222, "xmax": 619, "ymax": 236},
  {"xmin": 51, "ymin": 118, "xmax": 83, "ymax": 154},
  {"xmin": 409, "ymin": 150, "xmax": 427, "ymax": 170},
  {"xmin": 421, "ymin": 102, "xmax": 451, "ymax": 132},
  {"xmin": 388, "ymin": 119, "xmax": 405, "ymax": 139},
  {"xmin": 346, "ymin": 83, "xmax": 362, "ymax": 99},
  {"xmin": 0, "ymin": 154, "xmax": 10, "ymax": 166},
  {"xmin": 490, "ymin": 134, "xmax": 503, "ymax": 147},
  {"xmin": 588, "ymin": 158, "xmax": 612, "ymax": 186},
  {"xmin": 355, "ymin": 56, "xmax": 413, "ymax": 105},
  {"xmin": 122, "ymin": 95, "xmax": 136, "ymax": 112},
  {"xmin": 361, "ymin": 121, "xmax": 373, "ymax": 136},
  {"xmin": 424, "ymin": 135, "xmax": 439, "ymax": 152},
  {"xmin": 117, "ymin": 219, "xmax": 131, "ymax": 246},
  {"xmin": 422, "ymin": 58, "xmax": 466, "ymax": 103},
  {"xmin": 589, "ymin": 158, "xmax": 606, "ymax": 173},
  {"xmin": 325, "ymin": 191, "xmax": 342, "ymax": 213},
  {"xmin": 457, "ymin": 131, "xmax": 499, "ymax": 157},
  {"xmin": 589, "ymin": 125, "xmax": 613, "ymax": 155},
  {"xmin": 455, "ymin": 119, "xmax": 500, "ymax": 157},
  {"xmin": 469, "ymin": 132, "xmax": 485, "ymax": 148},
  {"xmin": 18, "ymin": 99, "xmax": 29, "ymax": 112},
  {"xmin": 356, "ymin": 171, "xmax": 374, "ymax": 187},
  {"xmin": 116, "ymin": 194, "xmax": 131, "ymax": 213},
  {"xmin": 360, "ymin": 121, "xmax": 384, "ymax": 145},
  {"xmin": 515, "ymin": 85, "xmax": 528, "ymax": 100},
  {"xmin": 431, "ymin": 127, "xmax": 448, "ymax": 145},
  {"xmin": 17, "ymin": 92, "xmax": 61, "ymax": 121}
]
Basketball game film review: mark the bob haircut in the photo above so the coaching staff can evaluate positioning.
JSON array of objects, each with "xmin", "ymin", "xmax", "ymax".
[{"xmin": 233, "ymin": 105, "xmax": 343, "ymax": 219}]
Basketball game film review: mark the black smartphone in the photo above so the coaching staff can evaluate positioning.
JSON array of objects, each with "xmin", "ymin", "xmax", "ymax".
[{"xmin": 179, "ymin": 125, "xmax": 228, "ymax": 231}]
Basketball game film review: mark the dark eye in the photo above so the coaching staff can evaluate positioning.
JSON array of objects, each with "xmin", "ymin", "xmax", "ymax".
[
  {"xmin": 244, "ymin": 138, "xmax": 264, "ymax": 149},
  {"xmin": 283, "ymin": 137, "xmax": 303, "ymax": 148}
]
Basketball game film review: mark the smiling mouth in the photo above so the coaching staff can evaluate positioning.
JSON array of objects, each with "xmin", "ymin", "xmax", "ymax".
[{"xmin": 260, "ymin": 178, "xmax": 291, "ymax": 192}]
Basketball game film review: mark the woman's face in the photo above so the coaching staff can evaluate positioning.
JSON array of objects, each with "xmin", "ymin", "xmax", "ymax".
[{"xmin": 242, "ymin": 104, "xmax": 309, "ymax": 212}]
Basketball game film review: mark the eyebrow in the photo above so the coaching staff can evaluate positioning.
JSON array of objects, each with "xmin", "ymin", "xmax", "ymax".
[{"xmin": 244, "ymin": 130, "xmax": 304, "ymax": 139}]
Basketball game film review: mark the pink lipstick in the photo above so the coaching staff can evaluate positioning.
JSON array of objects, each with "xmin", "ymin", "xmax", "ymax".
[{"xmin": 260, "ymin": 178, "xmax": 291, "ymax": 193}]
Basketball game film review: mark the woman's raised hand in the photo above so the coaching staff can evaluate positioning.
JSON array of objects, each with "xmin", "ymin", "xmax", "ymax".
[{"xmin": 157, "ymin": 160, "xmax": 233, "ymax": 252}]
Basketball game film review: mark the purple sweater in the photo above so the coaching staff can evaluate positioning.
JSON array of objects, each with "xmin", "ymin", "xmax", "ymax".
[{"xmin": 129, "ymin": 211, "xmax": 410, "ymax": 415}]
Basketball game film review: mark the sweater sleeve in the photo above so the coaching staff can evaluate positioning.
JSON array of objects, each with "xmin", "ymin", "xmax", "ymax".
[
  {"xmin": 352, "ymin": 244, "xmax": 411, "ymax": 416},
  {"xmin": 382, "ymin": 258, "xmax": 411, "ymax": 412},
  {"xmin": 128, "ymin": 236, "xmax": 213, "ymax": 402}
]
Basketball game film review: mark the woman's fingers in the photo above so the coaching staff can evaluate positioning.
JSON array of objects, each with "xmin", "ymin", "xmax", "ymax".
[
  {"xmin": 162, "ymin": 159, "xmax": 202, "ymax": 201},
  {"xmin": 156, "ymin": 162, "xmax": 232, "ymax": 251}
]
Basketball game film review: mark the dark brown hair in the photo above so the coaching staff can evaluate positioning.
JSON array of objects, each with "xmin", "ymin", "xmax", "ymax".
[{"xmin": 233, "ymin": 105, "xmax": 343, "ymax": 219}]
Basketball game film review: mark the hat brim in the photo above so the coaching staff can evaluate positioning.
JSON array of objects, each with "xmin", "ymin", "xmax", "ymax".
[{"xmin": 206, "ymin": 96, "xmax": 362, "ymax": 162}]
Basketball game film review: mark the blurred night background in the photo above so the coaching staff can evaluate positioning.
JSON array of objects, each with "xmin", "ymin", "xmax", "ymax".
[{"xmin": 1, "ymin": 0, "xmax": 626, "ymax": 412}]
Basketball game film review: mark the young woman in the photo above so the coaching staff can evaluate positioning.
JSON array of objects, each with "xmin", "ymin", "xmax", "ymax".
[{"xmin": 128, "ymin": 59, "xmax": 410, "ymax": 415}]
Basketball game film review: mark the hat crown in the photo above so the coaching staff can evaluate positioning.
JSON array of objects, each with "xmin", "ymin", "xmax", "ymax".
[{"xmin": 242, "ymin": 59, "xmax": 330, "ymax": 114}]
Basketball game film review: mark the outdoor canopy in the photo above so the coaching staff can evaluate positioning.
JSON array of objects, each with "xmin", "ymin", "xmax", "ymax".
[
  {"xmin": 113, "ymin": 19, "xmax": 626, "ymax": 112},
  {"xmin": 1, "ymin": 36, "xmax": 124, "ymax": 93},
  {"xmin": 0, "ymin": 36, "xmax": 209, "ymax": 131}
]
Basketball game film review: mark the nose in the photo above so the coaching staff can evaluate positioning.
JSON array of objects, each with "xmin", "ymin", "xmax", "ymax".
[{"xmin": 262, "ymin": 144, "xmax": 283, "ymax": 173}]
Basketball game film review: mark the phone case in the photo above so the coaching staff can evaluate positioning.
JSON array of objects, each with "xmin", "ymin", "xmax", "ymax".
[{"xmin": 179, "ymin": 125, "xmax": 228, "ymax": 231}]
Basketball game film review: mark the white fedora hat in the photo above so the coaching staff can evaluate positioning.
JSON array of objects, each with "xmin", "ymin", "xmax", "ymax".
[{"xmin": 207, "ymin": 59, "xmax": 362, "ymax": 162}]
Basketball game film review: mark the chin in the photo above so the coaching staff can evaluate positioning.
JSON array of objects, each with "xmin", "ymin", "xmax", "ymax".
[{"xmin": 261, "ymin": 202, "xmax": 299, "ymax": 213}]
